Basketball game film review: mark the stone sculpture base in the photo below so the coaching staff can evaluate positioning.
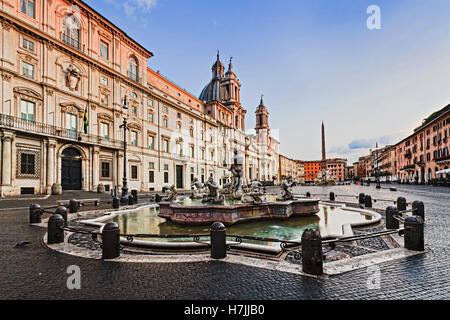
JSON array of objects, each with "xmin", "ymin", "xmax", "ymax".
[{"xmin": 158, "ymin": 198, "xmax": 320, "ymax": 226}]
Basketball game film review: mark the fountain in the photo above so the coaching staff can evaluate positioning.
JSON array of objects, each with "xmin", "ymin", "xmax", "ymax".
[{"xmin": 158, "ymin": 150, "xmax": 320, "ymax": 226}]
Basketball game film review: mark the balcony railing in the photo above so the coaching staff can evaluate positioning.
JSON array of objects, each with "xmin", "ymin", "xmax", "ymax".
[
  {"xmin": 61, "ymin": 33, "xmax": 85, "ymax": 52},
  {"xmin": 435, "ymin": 154, "xmax": 450, "ymax": 163},
  {"xmin": 127, "ymin": 71, "xmax": 141, "ymax": 83},
  {"xmin": 0, "ymin": 114, "xmax": 123, "ymax": 149}
]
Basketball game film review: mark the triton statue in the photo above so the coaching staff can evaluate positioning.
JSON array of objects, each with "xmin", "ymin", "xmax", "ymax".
[{"xmin": 277, "ymin": 175, "xmax": 296, "ymax": 201}]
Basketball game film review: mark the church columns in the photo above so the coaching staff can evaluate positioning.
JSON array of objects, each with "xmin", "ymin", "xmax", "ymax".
[
  {"xmin": 92, "ymin": 146, "xmax": 100, "ymax": 191},
  {"xmin": 1, "ymin": 130, "xmax": 14, "ymax": 187},
  {"xmin": 46, "ymin": 139, "xmax": 57, "ymax": 193}
]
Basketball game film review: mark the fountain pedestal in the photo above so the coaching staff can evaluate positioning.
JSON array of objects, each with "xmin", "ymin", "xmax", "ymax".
[{"xmin": 158, "ymin": 198, "xmax": 320, "ymax": 226}]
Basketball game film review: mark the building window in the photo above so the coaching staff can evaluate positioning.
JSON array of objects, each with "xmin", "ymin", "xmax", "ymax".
[
  {"xmin": 190, "ymin": 146, "xmax": 194, "ymax": 158},
  {"xmin": 22, "ymin": 38, "xmax": 34, "ymax": 51},
  {"xmin": 201, "ymin": 149, "xmax": 205, "ymax": 160},
  {"xmin": 17, "ymin": 149, "xmax": 40, "ymax": 178},
  {"xmin": 101, "ymin": 76, "xmax": 109, "ymax": 86},
  {"xmin": 20, "ymin": 0, "xmax": 35, "ymax": 18},
  {"xmin": 189, "ymin": 127, "xmax": 194, "ymax": 137},
  {"xmin": 148, "ymin": 135, "xmax": 155, "ymax": 150},
  {"xmin": 163, "ymin": 106, "xmax": 168, "ymax": 113},
  {"xmin": 131, "ymin": 165, "xmax": 138, "ymax": 179},
  {"xmin": 20, "ymin": 100, "xmax": 35, "ymax": 122},
  {"xmin": 163, "ymin": 139, "xmax": 169, "ymax": 153},
  {"xmin": 128, "ymin": 56, "xmax": 138, "ymax": 81},
  {"xmin": 100, "ymin": 93, "xmax": 109, "ymax": 106},
  {"xmin": 101, "ymin": 162, "xmax": 111, "ymax": 178},
  {"xmin": 22, "ymin": 61, "xmax": 34, "ymax": 79},
  {"xmin": 148, "ymin": 99, "xmax": 153, "ymax": 106},
  {"xmin": 132, "ymin": 105, "xmax": 138, "ymax": 117},
  {"xmin": 131, "ymin": 131, "xmax": 138, "ymax": 146},
  {"xmin": 20, "ymin": 153, "xmax": 35, "ymax": 175},
  {"xmin": 163, "ymin": 118, "xmax": 168, "ymax": 128},
  {"xmin": 177, "ymin": 143, "xmax": 182, "ymax": 156},
  {"xmin": 100, "ymin": 123, "xmax": 109, "ymax": 139},
  {"xmin": 177, "ymin": 123, "xmax": 182, "ymax": 132},
  {"xmin": 100, "ymin": 41, "xmax": 109, "ymax": 59},
  {"xmin": 164, "ymin": 164, "xmax": 169, "ymax": 171},
  {"xmin": 149, "ymin": 170, "xmax": 155, "ymax": 183},
  {"xmin": 62, "ymin": 14, "xmax": 80, "ymax": 49},
  {"xmin": 148, "ymin": 112, "xmax": 154, "ymax": 123},
  {"xmin": 164, "ymin": 171, "xmax": 169, "ymax": 183}
]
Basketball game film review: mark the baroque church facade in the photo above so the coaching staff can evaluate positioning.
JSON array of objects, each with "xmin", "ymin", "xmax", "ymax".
[{"xmin": 0, "ymin": 0, "xmax": 279, "ymax": 196}]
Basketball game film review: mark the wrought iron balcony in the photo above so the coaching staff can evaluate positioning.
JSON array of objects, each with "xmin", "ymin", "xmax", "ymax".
[
  {"xmin": 435, "ymin": 154, "xmax": 450, "ymax": 163},
  {"xmin": 61, "ymin": 33, "xmax": 85, "ymax": 53},
  {"xmin": 127, "ymin": 71, "xmax": 141, "ymax": 83},
  {"xmin": 0, "ymin": 114, "xmax": 123, "ymax": 149}
]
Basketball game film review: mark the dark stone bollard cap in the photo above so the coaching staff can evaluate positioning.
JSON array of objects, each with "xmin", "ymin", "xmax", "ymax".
[
  {"xmin": 386, "ymin": 206, "xmax": 397, "ymax": 212},
  {"xmin": 302, "ymin": 228, "xmax": 321, "ymax": 240},
  {"xmin": 49, "ymin": 214, "xmax": 64, "ymax": 222},
  {"xmin": 30, "ymin": 203, "xmax": 40, "ymax": 210},
  {"xmin": 405, "ymin": 216, "xmax": 424, "ymax": 224},
  {"xmin": 211, "ymin": 222, "xmax": 225, "ymax": 231},
  {"xmin": 55, "ymin": 206, "xmax": 67, "ymax": 214},
  {"xmin": 103, "ymin": 222, "xmax": 119, "ymax": 231}
]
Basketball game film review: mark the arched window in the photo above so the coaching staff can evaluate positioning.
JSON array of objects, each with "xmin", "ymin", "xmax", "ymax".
[
  {"xmin": 62, "ymin": 14, "xmax": 80, "ymax": 49},
  {"xmin": 128, "ymin": 56, "xmax": 138, "ymax": 81}
]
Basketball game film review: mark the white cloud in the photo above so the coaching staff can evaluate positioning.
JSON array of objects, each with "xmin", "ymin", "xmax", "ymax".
[
  {"xmin": 124, "ymin": 0, "xmax": 157, "ymax": 17},
  {"xmin": 105, "ymin": 0, "xmax": 157, "ymax": 18}
]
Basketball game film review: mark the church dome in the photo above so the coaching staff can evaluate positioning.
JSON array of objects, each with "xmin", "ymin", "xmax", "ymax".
[{"xmin": 199, "ymin": 79, "xmax": 221, "ymax": 102}]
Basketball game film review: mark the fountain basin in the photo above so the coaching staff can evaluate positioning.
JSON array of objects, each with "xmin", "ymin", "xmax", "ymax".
[{"xmin": 158, "ymin": 197, "xmax": 320, "ymax": 226}]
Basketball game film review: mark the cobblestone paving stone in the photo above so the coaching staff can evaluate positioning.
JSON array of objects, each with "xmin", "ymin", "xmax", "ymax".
[{"xmin": 0, "ymin": 186, "xmax": 449, "ymax": 300}]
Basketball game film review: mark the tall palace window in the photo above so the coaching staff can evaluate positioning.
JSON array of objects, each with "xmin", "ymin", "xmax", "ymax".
[
  {"xmin": 62, "ymin": 14, "xmax": 80, "ymax": 49},
  {"xmin": 128, "ymin": 57, "xmax": 138, "ymax": 81},
  {"xmin": 20, "ymin": 0, "xmax": 35, "ymax": 19}
]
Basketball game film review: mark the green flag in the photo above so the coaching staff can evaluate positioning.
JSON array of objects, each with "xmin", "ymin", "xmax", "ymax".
[{"xmin": 83, "ymin": 105, "xmax": 89, "ymax": 134}]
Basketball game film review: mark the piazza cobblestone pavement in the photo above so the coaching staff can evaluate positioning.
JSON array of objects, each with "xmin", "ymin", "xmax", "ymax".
[{"xmin": 0, "ymin": 185, "xmax": 448, "ymax": 300}]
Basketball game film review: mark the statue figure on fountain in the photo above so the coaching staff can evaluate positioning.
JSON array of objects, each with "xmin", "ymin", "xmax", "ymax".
[
  {"xmin": 241, "ymin": 180, "xmax": 265, "ymax": 204},
  {"xmin": 190, "ymin": 177, "xmax": 206, "ymax": 199},
  {"xmin": 315, "ymin": 169, "xmax": 336, "ymax": 186},
  {"xmin": 277, "ymin": 175, "xmax": 296, "ymax": 201},
  {"xmin": 202, "ymin": 176, "xmax": 225, "ymax": 204},
  {"xmin": 229, "ymin": 149, "xmax": 244, "ymax": 199},
  {"xmin": 163, "ymin": 184, "xmax": 177, "ymax": 201}
]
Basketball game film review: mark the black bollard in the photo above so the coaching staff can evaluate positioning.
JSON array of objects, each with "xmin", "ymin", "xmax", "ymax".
[
  {"xmin": 306, "ymin": 192, "xmax": 311, "ymax": 198},
  {"xmin": 364, "ymin": 195, "xmax": 372, "ymax": 208},
  {"xmin": 397, "ymin": 197, "xmax": 407, "ymax": 211},
  {"xmin": 359, "ymin": 193, "xmax": 365, "ymax": 205},
  {"xmin": 404, "ymin": 216, "xmax": 424, "ymax": 251},
  {"xmin": 301, "ymin": 229, "xmax": 323, "ymax": 276},
  {"xmin": 112, "ymin": 196, "xmax": 120, "ymax": 209},
  {"xmin": 69, "ymin": 199, "xmax": 78, "ymax": 213},
  {"xmin": 131, "ymin": 190, "xmax": 138, "ymax": 203},
  {"xmin": 128, "ymin": 194, "xmax": 134, "ymax": 205},
  {"xmin": 155, "ymin": 194, "xmax": 161, "ymax": 203},
  {"xmin": 29, "ymin": 204, "xmax": 42, "ymax": 224},
  {"xmin": 47, "ymin": 214, "xmax": 65, "ymax": 244},
  {"xmin": 102, "ymin": 222, "xmax": 121, "ymax": 259},
  {"xmin": 55, "ymin": 206, "xmax": 68, "ymax": 226},
  {"xmin": 329, "ymin": 192, "xmax": 335, "ymax": 201},
  {"xmin": 412, "ymin": 201, "xmax": 425, "ymax": 220},
  {"xmin": 386, "ymin": 206, "xmax": 399, "ymax": 230},
  {"xmin": 210, "ymin": 222, "xmax": 227, "ymax": 259}
]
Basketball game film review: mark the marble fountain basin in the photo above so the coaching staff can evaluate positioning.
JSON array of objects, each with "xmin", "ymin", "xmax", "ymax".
[{"xmin": 158, "ymin": 195, "xmax": 320, "ymax": 226}]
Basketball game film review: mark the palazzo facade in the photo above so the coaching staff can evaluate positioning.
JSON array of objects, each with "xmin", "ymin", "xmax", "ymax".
[{"xmin": 0, "ymin": 0, "xmax": 279, "ymax": 196}]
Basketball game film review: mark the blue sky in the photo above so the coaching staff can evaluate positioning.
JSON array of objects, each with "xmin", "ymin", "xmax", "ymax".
[{"xmin": 85, "ymin": 0, "xmax": 450, "ymax": 163}]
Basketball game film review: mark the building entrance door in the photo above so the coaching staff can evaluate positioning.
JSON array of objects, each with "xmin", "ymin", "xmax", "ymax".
[
  {"xmin": 176, "ymin": 165, "xmax": 183, "ymax": 189},
  {"xmin": 61, "ymin": 147, "xmax": 82, "ymax": 190}
]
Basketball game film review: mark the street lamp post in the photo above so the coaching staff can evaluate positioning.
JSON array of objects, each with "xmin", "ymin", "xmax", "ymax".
[
  {"xmin": 120, "ymin": 96, "xmax": 130, "ymax": 204},
  {"xmin": 376, "ymin": 145, "xmax": 381, "ymax": 189}
]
